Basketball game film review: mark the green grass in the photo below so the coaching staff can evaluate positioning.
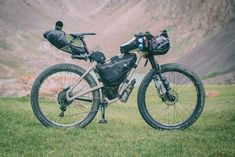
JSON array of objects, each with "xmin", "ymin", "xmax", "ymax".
[{"xmin": 0, "ymin": 85, "xmax": 235, "ymax": 157}]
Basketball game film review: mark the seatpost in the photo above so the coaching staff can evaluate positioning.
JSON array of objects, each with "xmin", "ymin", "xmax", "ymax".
[{"xmin": 80, "ymin": 38, "xmax": 90, "ymax": 54}]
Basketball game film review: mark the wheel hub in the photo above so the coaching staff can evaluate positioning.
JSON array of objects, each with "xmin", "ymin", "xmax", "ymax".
[
  {"xmin": 164, "ymin": 90, "xmax": 178, "ymax": 106},
  {"xmin": 57, "ymin": 88, "xmax": 73, "ymax": 117}
]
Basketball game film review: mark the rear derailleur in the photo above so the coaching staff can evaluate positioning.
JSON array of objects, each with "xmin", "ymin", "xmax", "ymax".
[{"xmin": 57, "ymin": 87, "xmax": 73, "ymax": 117}]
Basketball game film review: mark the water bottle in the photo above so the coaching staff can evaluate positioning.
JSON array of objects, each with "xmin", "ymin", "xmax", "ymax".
[{"xmin": 120, "ymin": 79, "xmax": 136, "ymax": 103}]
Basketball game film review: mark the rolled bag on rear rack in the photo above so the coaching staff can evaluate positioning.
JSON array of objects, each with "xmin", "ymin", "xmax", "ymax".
[{"xmin": 43, "ymin": 29, "xmax": 86, "ymax": 55}]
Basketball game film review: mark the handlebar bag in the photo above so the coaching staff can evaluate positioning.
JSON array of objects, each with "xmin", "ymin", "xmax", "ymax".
[
  {"xmin": 150, "ymin": 31, "xmax": 170, "ymax": 55},
  {"xmin": 43, "ymin": 30, "xmax": 86, "ymax": 55}
]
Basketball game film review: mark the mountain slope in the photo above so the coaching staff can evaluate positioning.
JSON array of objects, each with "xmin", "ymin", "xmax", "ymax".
[
  {"xmin": 0, "ymin": 0, "xmax": 234, "ymax": 95},
  {"xmin": 177, "ymin": 20, "xmax": 235, "ymax": 83}
]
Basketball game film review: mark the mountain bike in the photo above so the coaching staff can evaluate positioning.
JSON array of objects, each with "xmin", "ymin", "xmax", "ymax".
[{"xmin": 31, "ymin": 22, "xmax": 205, "ymax": 130}]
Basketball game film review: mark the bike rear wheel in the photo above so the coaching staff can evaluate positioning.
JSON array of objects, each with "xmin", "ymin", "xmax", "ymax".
[
  {"xmin": 30, "ymin": 63, "xmax": 100, "ymax": 128},
  {"xmin": 137, "ymin": 63, "xmax": 205, "ymax": 130}
]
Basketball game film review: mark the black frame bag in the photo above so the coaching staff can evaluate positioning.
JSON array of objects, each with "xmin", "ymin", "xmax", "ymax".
[
  {"xmin": 96, "ymin": 53, "xmax": 137, "ymax": 100},
  {"xmin": 96, "ymin": 53, "xmax": 137, "ymax": 86}
]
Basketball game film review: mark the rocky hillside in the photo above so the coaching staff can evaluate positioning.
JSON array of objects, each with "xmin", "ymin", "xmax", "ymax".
[
  {"xmin": 178, "ymin": 20, "xmax": 235, "ymax": 83},
  {"xmin": 0, "ymin": 0, "xmax": 234, "ymax": 95}
]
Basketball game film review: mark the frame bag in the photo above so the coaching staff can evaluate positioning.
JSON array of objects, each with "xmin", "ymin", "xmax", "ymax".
[
  {"xmin": 97, "ymin": 53, "xmax": 137, "ymax": 86},
  {"xmin": 96, "ymin": 53, "xmax": 137, "ymax": 99}
]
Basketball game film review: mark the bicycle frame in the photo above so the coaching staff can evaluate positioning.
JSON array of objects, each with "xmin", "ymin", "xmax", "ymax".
[{"xmin": 66, "ymin": 50, "xmax": 148, "ymax": 105}]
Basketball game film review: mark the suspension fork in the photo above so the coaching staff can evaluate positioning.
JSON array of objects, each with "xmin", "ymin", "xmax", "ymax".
[
  {"xmin": 148, "ymin": 55, "xmax": 165, "ymax": 90},
  {"xmin": 148, "ymin": 55, "xmax": 173, "ymax": 101}
]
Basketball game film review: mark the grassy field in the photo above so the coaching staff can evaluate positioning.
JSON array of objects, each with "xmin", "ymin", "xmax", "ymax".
[{"xmin": 0, "ymin": 85, "xmax": 235, "ymax": 157}]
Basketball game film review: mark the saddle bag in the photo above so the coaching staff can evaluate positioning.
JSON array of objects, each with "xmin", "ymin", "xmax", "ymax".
[{"xmin": 43, "ymin": 30, "xmax": 86, "ymax": 55}]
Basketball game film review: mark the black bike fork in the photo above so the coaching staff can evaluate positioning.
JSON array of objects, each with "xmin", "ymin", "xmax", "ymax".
[
  {"xmin": 148, "ymin": 55, "xmax": 173, "ymax": 101},
  {"xmin": 148, "ymin": 55, "xmax": 161, "ymax": 72}
]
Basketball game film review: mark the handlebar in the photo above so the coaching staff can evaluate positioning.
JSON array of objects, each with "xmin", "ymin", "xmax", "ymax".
[
  {"xmin": 135, "ymin": 30, "xmax": 168, "ymax": 40},
  {"xmin": 135, "ymin": 32, "xmax": 154, "ymax": 40}
]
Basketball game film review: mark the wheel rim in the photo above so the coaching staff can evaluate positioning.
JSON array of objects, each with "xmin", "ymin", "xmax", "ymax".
[
  {"xmin": 37, "ymin": 71, "xmax": 95, "ymax": 127},
  {"xmin": 144, "ymin": 70, "xmax": 199, "ymax": 127}
]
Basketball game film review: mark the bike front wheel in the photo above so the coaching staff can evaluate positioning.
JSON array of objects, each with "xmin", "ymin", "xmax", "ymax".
[
  {"xmin": 30, "ymin": 63, "xmax": 100, "ymax": 128},
  {"xmin": 137, "ymin": 63, "xmax": 205, "ymax": 130}
]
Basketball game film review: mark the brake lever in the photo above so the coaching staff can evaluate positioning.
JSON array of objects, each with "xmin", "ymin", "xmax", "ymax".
[
  {"xmin": 145, "ymin": 31, "xmax": 154, "ymax": 39},
  {"xmin": 144, "ymin": 59, "xmax": 149, "ymax": 67}
]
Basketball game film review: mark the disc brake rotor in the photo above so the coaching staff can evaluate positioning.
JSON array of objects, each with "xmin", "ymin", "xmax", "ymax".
[{"xmin": 164, "ymin": 90, "xmax": 178, "ymax": 106}]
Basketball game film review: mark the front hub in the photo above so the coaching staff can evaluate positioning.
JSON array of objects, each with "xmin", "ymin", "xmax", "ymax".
[{"xmin": 165, "ymin": 90, "xmax": 178, "ymax": 106}]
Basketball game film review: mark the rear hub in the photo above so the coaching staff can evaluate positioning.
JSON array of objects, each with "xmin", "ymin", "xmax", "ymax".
[{"xmin": 57, "ymin": 88, "xmax": 73, "ymax": 117}]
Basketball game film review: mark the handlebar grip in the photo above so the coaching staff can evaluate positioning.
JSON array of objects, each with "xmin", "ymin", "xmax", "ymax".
[
  {"xmin": 145, "ymin": 32, "xmax": 154, "ymax": 39},
  {"xmin": 134, "ymin": 32, "xmax": 154, "ymax": 39}
]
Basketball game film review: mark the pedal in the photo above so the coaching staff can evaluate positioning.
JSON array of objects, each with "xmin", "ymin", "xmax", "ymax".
[{"xmin": 99, "ymin": 119, "xmax": 107, "ymax": 124}]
